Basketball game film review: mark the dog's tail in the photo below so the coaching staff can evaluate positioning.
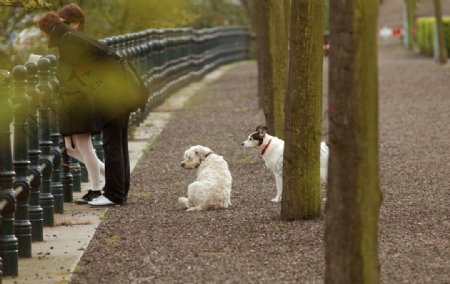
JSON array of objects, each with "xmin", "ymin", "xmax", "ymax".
[{"xmin": 178, "ymin": 197, "xmax": 189, "ymax": 207}]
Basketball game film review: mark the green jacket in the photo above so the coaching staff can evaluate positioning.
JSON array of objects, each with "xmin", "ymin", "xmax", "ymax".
[{"xmin": 49, "ymin": 23, "xmax": 135, "ymax": 136}]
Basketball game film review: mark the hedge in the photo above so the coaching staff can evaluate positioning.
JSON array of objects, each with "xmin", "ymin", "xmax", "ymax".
[{"xmin": 416, "ymin": 16, "xmax": 450, "ymax": 56}]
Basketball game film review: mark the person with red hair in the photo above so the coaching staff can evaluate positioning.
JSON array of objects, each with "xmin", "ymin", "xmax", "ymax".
[
  {"xmin": 57, "ymin": 3, "xmax": 85, "ymax": 31},
  {"xmin": 38, "ymin": 10, "xmax": 142, "ymax": 206},
  {"xmin": 38, "ymin": 6, "xmax": 106, "ymax": 205},
  {"xmin": 55, "ymin": 4, "xmax": 106, "ymax": 204}
]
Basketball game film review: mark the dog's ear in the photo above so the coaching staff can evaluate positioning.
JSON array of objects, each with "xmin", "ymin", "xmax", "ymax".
[
  {"xmin": 256, "ymin": 126, "xmax": 267, "ymax": 137},
  {"xmin": 195, "ymin": 150, "xmax": 205, "ymax": 159}
]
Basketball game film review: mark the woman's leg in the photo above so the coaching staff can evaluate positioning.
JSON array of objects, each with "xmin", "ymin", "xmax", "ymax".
[
  {"xmin": 73, "ymin": 134, "xmax": 102, "ymax": 191},
  {"xmin": 65, "ymin": 135, "xmax": 105, "ymax": 177},
  {"xmin": 64, "ymin": 136, "xmax": 84, "ymax": 162},
  {"xmin": 98, "ymin": 112, "xmax": 129, "ymax": 205}
]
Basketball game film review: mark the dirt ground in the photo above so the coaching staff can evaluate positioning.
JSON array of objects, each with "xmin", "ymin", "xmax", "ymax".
[{"xmin": 71, "ymin": 2, "xmax": 449, "ymax": 284}]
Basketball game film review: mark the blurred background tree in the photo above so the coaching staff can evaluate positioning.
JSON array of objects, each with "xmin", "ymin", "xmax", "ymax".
[{"xmin": 0, "ymin": 0, "xmax": 249, "ymax": 69}]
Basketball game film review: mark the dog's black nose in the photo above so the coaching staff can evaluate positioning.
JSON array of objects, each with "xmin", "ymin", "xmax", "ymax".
[
  {"xmin": 241, "ymin": 142, "xmax": 244, "ymax": 146},
  {"xmin": 181, "ymin": 162, "xmax": 185, "ymax": 167}
]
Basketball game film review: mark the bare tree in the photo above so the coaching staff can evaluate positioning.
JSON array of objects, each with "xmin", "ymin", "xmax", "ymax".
[
  {"xmin": 281, "ymin": 0, "xmax": 324, "ymax": 220},
  {"xmin": 325, "ymin": 0, "xmax": 382, "ymax": 283}
]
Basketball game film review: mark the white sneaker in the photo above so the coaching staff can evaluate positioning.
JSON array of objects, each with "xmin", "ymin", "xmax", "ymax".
[{"xmin": 88, "ymin": 195, "xmax": 116, "ymax": 206}]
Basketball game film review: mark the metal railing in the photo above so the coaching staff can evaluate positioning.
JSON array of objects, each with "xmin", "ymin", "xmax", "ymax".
[
  {"xmin": 0, "ymin": 25, "xmax": 250, "ymax": 278},
  {"xmin": 101, "ymin": 26, "xmax": 250, "ymax": 125}
]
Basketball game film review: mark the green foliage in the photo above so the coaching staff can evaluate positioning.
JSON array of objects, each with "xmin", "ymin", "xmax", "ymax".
[
  {"xmin": 189, "ymin": 0, "xmax": 248, "ymax": 28},
  {"xmin": 0, "ymin": 0, "xmax": 52, "ymax": 9},
  {"xmin": 416, "ymin": 16, "xmax": 450, "ymax": 56},
  {"xmin": 34, "ymin": 0, "xmax": 247, "ymax": 37},
  {"xmin": 76, "ymin": 0, "xmax": 201, "ymax": 36},
  {"xmin": 0, "ymin": 0, "xmax": 249, "ymax": 69}
]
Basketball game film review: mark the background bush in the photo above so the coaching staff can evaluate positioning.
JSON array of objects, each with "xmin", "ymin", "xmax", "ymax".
[{"xmin": 416, "ymin": 16, "xmax": 450, "ymax": 56}]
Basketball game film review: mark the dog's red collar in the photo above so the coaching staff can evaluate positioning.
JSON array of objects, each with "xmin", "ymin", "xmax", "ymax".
[{"xmin": 261, "ymin": 139, "xmax": 272, "ymax": 156}]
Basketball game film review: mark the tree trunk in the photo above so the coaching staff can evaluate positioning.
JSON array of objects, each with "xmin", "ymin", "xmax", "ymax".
[
  {"xmin": 257, "ymin": 0, "xmax": 289, "ymax": 138},
  {"xmin": 255, "ymin": 1, "xmax": 267, "ymax": 110},
  {"xmin": 241, "ymin": 0, "xmax": 265, "ymax": 107},
  {"xmin": 269, "ymin": 0, "xmax": 289, "ymax": 138},
  {"xmin": 404, "ymin": 0, "xmax": 416, "ymax": 50},
  {"xmin": 281, "ymin": 0, "xmax": 324, "ymax": 221},
  {"xmin": 325, "ymin": 0, "xmax": 382, "ymax": 283},
  {"xmin": 434, "ymin": 0, "xmax": 448, "ymax": 64},
  {"xmin": 258, "ymin": 1, "xmax": 273, "ymax": 119}
]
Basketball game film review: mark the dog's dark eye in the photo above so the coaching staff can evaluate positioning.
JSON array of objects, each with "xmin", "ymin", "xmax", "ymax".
[{"xmin": 249, "ymin": 137, "xmax": 253, "ymax": 140}]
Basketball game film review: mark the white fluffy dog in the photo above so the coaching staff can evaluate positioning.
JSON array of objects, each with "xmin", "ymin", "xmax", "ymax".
[
  {"xmin": 179, "ymin": 145, "xmax": 232, "ymax": 211},
  {"xmin": 241, "ymin": 126, "xmax": 329, "ymax": 203}
]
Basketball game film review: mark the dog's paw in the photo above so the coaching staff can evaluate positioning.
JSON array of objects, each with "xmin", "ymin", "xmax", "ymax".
[
  {"xmin": 271, "ymin": 196, "xmax": 282, "ymax": 203},
  {"xmin": 186, "ymin": 206, "xmax": 202, "ymax": 212},
  {"xmin": 178, "ymin": 197, "xmax": 188, "ymax": 206}
]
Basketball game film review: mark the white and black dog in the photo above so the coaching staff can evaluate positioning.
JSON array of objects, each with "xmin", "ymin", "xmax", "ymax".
[
  {"xmin": 241, "ymin": 126, "xmax": 329, "ymax": 202},
  {"xmin": 179, "ymin": 145, "xmax": 232, "ymax": 211}
]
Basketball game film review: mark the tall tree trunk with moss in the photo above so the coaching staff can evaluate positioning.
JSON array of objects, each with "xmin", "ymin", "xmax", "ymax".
[
  {"xmin": 257, "ymin": 0, "xmax": 289, "ymax": 138},
  {"xmin": 434, "ymin": 0, "xmax": 448, "ymax": 64},
  {"xmin": 241, "ymin": 0, "xmax": 264, "ymax": 107},
  {"xmin": 281, "ymin": 0, "xmax": 324, "ymax": 221},
  {"xmin": 404, "ymin": 0, "xmax": 416, "ymax": 50},
  {"xmin": 325, "ymin": 0, "xmax": 382, "ymax": 283}
]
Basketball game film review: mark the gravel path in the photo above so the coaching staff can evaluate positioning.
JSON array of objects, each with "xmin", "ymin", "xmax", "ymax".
[
  {"xmin": 71, "ymin": 7, "xmax": 450, "ymax": 282},
  {"xmin": 71, "ymin": 45, "xmax": 449, "ymax": 283},
  {"xmin": 377, "ymin": 43, "xmax": 450, "ymax": 283}
]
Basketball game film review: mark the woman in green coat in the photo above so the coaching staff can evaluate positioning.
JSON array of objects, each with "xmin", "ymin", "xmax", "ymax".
[
  {"xmin": 55, "ymin": 4, "xmax": 105, "ymax": 203},
  {"xmin": 39, "ymin": 12, "xmax": 141, "ymax": 206}
]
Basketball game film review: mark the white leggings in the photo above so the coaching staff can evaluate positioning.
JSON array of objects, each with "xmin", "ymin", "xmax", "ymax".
[{"xmin": 64, "ymin": 134, "xmax": 105, "ymax": 191}]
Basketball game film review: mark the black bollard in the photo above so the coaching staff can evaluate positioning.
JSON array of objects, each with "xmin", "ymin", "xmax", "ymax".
[
  {"xmin": 25, "ymin": 61, "xmax": 44, "ymax": 242},
  {"xmin": 61, "ymin": 149, "xmax": 73, "ymax": 202},
  {"xmin": 0, "ymin": 69, "xmax": 19, "ymax": 276},
  {"xmin": 93, "ymin": 134, "xmax": 104, "ymax": 162},
  {"xmin": 80, "ymin": 162, "xmax": 89, "ymax": 183},
  {"xmin": 11, "ymin": 65, "xmax": 32, "ymax": 258},
  {"xmin": 37, "ymin": 58, "xmax": 54, "ymax": 227},
  {"xmin": 45, "ymin": 55, "xmax": 63, "ymax": 214},
  {"xmin": 70, "ymin": 158, "xmax": 81, "ymax": 192}
]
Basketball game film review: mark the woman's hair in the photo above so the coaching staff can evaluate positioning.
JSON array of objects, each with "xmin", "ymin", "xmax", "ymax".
[
  {"xmin": 38, "ymin": 12, "xmax": 61, "ymax": 34},
  {"xmin": 57, "ymin": 3, "xmax": 85, "ymax": 30}
]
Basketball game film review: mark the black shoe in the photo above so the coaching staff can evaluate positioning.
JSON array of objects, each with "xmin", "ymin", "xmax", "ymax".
[{"xmin": 75, "ymin": 190, "xmax": 102, "ymax": 204}]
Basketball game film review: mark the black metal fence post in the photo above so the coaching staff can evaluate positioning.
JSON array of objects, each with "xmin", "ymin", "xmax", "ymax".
[
  {"xmin": 11, "ymin": 66, "xmax": 32, "ymax": 258},
  {"xmin": 70, "ymin": 158, "xmax": 81, "ymax": 192},
  {"xmin": 0, "ymin": 70, "xmax": 18, "ymax": 277},
  {"xmin": 46, "ymin": 55, "xmax": 63, "ymax": 214},
  {"xmin": 25, "ymin": 61, "xmax": 43, "ymax": 242},
  {"xmin": 37, "ymin": 58, "xmax": 54, "ymax": 227},
  {"xmin": 61, "ymin": 150, "xmax": 73, "ymax": 203},
  {"xmin": 93, "ymin": 134, "xmax": 104, "ymax": 162},
  {"xmin": 80, "ymin": 163, "xmax": 88, "ymax": 183}
]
